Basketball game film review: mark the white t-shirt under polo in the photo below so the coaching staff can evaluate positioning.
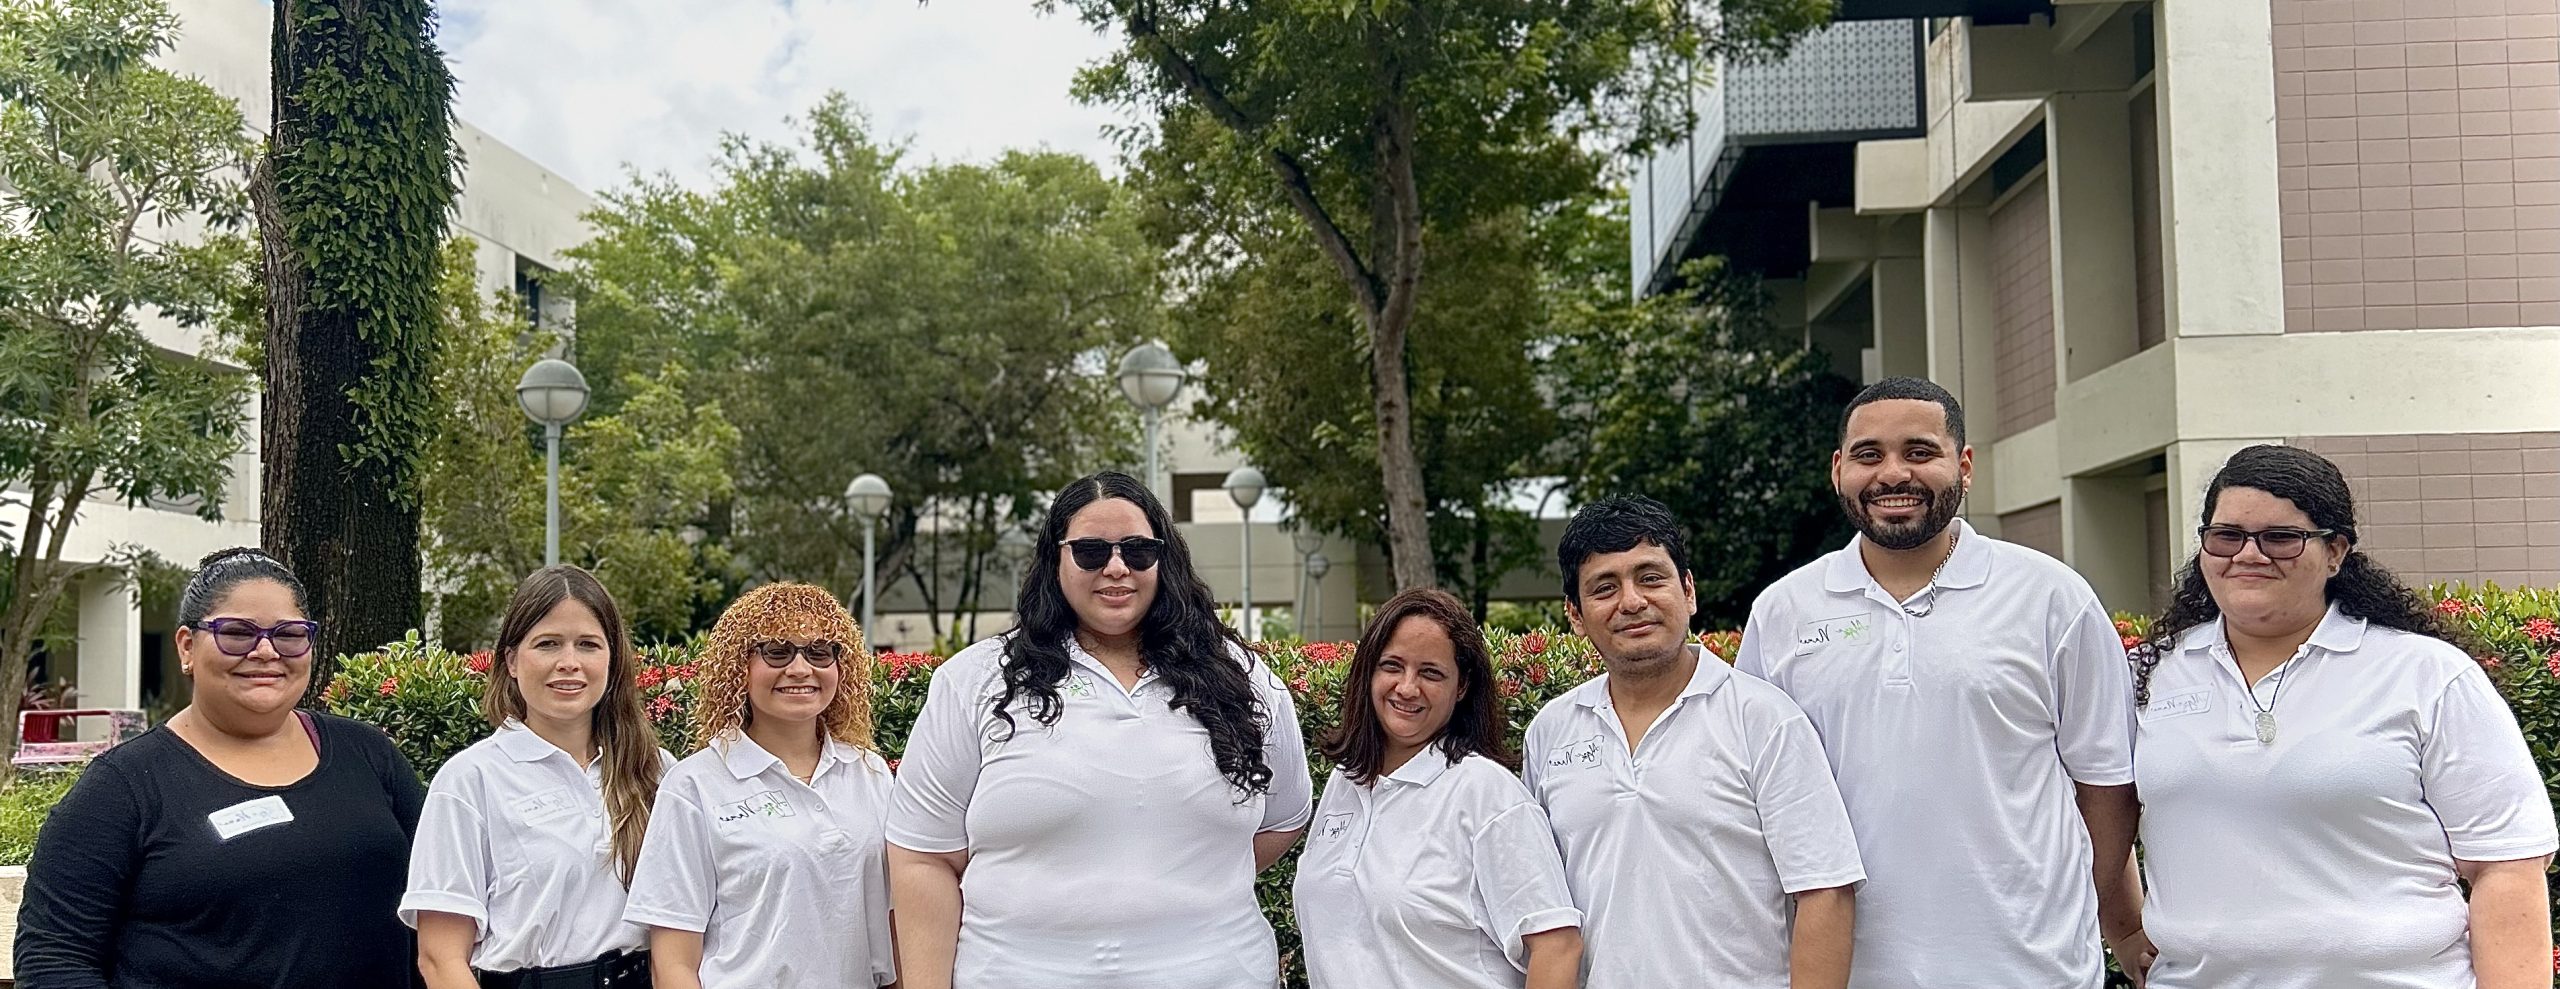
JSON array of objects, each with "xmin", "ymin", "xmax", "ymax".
[
  {"xmin": 1293, "ymin": 753, "xmax": 1582, "ymax": 989},
  {"xmin": 622, "ymin": 731, "xmax": 896, "ymax": 989},
  {"xmin": 2135, "ymin": 605, "xmax": 2558, "ymax": 989},
  {"xmin": 1735, "ymin": 519, "xmax": 2135, "ymax": 989},
  {"xmin": 400, "ymin": 721, "xmax": 674, "ymax": 971},
  {"xmin": 887, "ymin": 634, "xmax": 1315, "ymax": 989},
  {"xmin": 1522, "ymin": 646, "xmax": 1864, "ymax": 989}
]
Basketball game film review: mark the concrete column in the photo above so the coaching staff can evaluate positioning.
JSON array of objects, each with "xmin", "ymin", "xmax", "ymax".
[
  {"xmin": 2047, "ymin": 92, "xmax": 2142, "ymax": 380},
  {"xmin": 1871, "ymin": 258, "xmax": 1930, "ymax": 382},
  {"xmin": 2065, "ymin": 475, "xmax": 2151, "ymax": 613},
  {"xmin": 1926, "ymin": 201, "xmax": 2004, "ymax": 530},
  {"xmin": 76, "ymin": 572, "xmax": 142, "ymax": 715},
  {"xmin": 2156, "ymin": 0, "xmax": 2285, "ymax": 336}
]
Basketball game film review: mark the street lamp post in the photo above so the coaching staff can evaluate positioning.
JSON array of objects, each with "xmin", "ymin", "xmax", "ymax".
[
  {"xmin": 1290, "ymin": 524, "xmax": 1324, "ymax": 639},
  {"xmin": 1221, "ymin": 466, "xmax": 1265, "ymax": 634},
  {"xmin": 1115, "ymin": 342, "xmax": 1188, "ymax": 500},
  {"xmin": 845, "ymin": 473, "xmax": 893, "ymax": 646},
  {"xmin": 515, "ymin": 359, "xmax": 591, "ymax": 567},
  {"xmin": 1304, "ymin": 551, "xmax": 1331, "ymax": 640}
]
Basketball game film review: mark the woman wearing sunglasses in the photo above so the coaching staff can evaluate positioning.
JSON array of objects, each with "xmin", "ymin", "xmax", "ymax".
[
  {"xmin": 889, "ymin": 470, "xmax": 1313, "ymax": 989},
  {"xmin": 15, "ymin": 547, "xmax": 428, "ymax": 988},
  {"xmin": 623, "ymin": 582, "xmax": 896, "ymax": 989},
  {"xmin": 404, "ymin": 565, "xmax": 669, "ymax": 989},
  {"xmin": 2123, "ymin": 445, "xmax": 2554, "ymax": 989},
  {"xmin": 1295, "ymin": 588, "xmax": 1582, "ymax": 989}
]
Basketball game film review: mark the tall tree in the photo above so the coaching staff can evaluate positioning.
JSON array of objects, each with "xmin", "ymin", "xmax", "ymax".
[
  {"xmin": 0, "ymin": 0, "xmax": 260, "ymax": 760},
  {"xmin": 1061, "ymin": 0, "xmax": 1833, "ymax": 589},
  {"xmin": 566, "ymin": 99, "xmax": 1147, "ymax": 631},
  {"xmin": 252, "ymin": 0, "xmax": 458, "ymax": 683}
]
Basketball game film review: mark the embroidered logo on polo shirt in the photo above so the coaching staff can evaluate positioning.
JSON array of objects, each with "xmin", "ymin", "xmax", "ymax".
[
  {"xmin": 2143, "ymin": 687, "xmax": 2213, "ymax": 721},
  {"xmin": 1545, "ymin": 734, "xmax": 1607, "ymax": 772},
  {"xmin": 1316, "ymin": 812, "xmax": 1355, "ymax": 842},
  {"xmin": 1796, "ymin": 614, "xmax": 1873, "ymax": 649},
  {"xmin": 1062, "ymin": 672, "xmax": 1098, "ymax": 699},
  {"xmin": 716, "ymin": 789, "xmax": 797, "ymax": 827}
]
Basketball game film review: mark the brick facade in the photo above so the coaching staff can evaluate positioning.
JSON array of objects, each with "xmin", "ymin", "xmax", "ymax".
[
  {"xmin": 2291, "ymin": 432, "xmax": 2560, "ymax": 588},
  {"xmin": 1992, "ymin": 176, "xmax": 2058, "ymax": 438}
]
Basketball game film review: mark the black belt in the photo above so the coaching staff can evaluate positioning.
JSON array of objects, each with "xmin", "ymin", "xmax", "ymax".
[{"xmin": 477, "ymin": 948, "xmax": 651, "ymax": 989}]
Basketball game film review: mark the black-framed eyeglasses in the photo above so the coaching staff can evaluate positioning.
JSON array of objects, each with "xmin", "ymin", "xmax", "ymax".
[
  {"xmin": 186, "ymin": 618, "xmax": 319, "ymax": 658},
  {"xmin": 1065, "ymin": 536, "xmax": 1164, "ymax": 572},
  {"xmin": 2198, "ymin": 525, "xmax": 2337, "ymax": 561},
  {"xmin": 751, "ymin": 640, "xmax": 844, "ymax": 669}
]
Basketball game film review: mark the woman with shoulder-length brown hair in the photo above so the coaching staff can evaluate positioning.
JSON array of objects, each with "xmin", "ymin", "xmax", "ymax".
[
  {"xmin": 404, "ymin": 564, "xmax": 671, "ymax": 989},
  {"xmin": 1293, "ymin": 588, "xmax": 1583, "ymax": 989},
  {"xmin": 623, "ymin": 582, "xmax": 897, "ymax": 989}
]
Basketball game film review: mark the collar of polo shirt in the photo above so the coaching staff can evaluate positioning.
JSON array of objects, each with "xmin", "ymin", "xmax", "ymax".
[
  {"xmin": 1381, "ymin": 748, "xmax": 1457, "ymax": 788},
  {"xmin": 1568, "ymin": 643, "xmax": 1732, "ymax": 711},
  {"xmin": 1823, "ymin": 517, "xmax": 1994, "ymax": 598},
  {"xmin": 494, "ymin": 718, "xmax": 574, "ymax": 763},
  {"xmin": 715, "ymin": 730, "xmax": 864, "ymax": 781},
  {"xmin": 2188, "ymin": 601, "xmax": 2369, "ymax": 660}
]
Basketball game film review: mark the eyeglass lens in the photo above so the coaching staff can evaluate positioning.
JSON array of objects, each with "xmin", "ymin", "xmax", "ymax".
[
  {"xmin": 1067, "ymin": 537, "xmax": 1163, "ymax": 572},
  {"xmin": 2200, "ymin": 526, "xmax": 2314, "ymax": 560},
  {"xmin": 200, "ymin": 619, "xmax": 317, "ymax": 658},
  {"xmin": 753, "ymin": 641, "xmax": 842, "ymax": 668}
]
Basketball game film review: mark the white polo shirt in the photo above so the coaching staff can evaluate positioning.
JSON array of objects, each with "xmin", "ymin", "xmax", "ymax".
[
  {"xmin": 1522, "ymin": 646, "xmax": 1864, "ymax": 989},
  {"xmin": 1735, "ymin": 519, "xmax": 2134, "ymax": 989},
  {"xmin": 1293, "ymin": 753, "xmax": 1581, "ymax": 989},
  {"xmin": 399, "ymin": 721, "xmax": 674, "ymax": 971},
  {"xmin": 622, "ymin": 731, "xmax": 897, "ymax": 989},
  {"xmin": 2135, "ymin": 605, "xmax": 2558, "ymax": 989},
  {"xmin": 888, "ymin": 634, "xmax": 1314, "ymax": 989}
]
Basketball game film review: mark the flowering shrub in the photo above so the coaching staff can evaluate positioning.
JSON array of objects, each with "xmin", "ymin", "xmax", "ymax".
[{"xmin": 328, "ymin": 588, "xmax": 2560, "ymax": 984}]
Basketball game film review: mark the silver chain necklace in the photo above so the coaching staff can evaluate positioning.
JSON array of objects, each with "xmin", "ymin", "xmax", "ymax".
[{"xmin": 1900, "ymin": 529, "xmax": 1961, "ymax": 618}]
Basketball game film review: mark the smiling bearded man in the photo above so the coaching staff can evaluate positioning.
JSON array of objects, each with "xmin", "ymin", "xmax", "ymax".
[{"xmin": 1734, "ymin": 376, "xmax": 2143, "ymax": 989}]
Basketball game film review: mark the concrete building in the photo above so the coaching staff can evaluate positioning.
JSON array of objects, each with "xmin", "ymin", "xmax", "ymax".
[
  {"xmin": 4, "ymin": 0, "xmax": 597, "ymax": 719},
  {"xmin": 1632, "ymin": 0, "xmax": 2560, "ymax": 613}
]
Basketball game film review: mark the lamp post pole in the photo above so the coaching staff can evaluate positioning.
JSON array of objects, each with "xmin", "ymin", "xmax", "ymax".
[
  {"xmin": 516, "ymin": 359, "xmax": 591, "ymax": 568},
  {"xmin": 1116, "ymin": 342, "xmax": 1189, "ymax": 501},
  {"xmin": 1305, "ymin": 552, "xmax": 1331, "ymax": 640},
  {"xmin": 1222, "ymin": 467, "xmax": 1265, "ymax": 633},
  {"xmin": 1290, "ymin": 524, "xmax": 1324, "ymax": 639},
  {"xmin": 845, "ymin": 473, "xmax": 894, "ymax": 644}
]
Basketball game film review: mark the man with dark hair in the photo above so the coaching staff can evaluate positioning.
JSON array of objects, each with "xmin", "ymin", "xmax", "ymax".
[
  {"xmin": 1525, "ymin": 495, "xmax": 1863, "ymax": 989},
  {"xmin": 1735, "ymin": 377, "xmax": 2142, "ymax": 989}
]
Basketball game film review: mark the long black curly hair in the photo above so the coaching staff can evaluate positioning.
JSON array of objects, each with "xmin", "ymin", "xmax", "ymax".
[
  {"xmin": 2135, "ymin": 444, "xmax": 2468, "ymax": 706},
  {"xmin": 993, "ymin": 470, "xmax": 1274, "ymax": 796}
]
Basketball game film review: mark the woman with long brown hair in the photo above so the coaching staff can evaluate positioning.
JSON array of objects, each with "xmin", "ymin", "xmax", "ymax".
[
  {"xmin": 404, "ymin": 564, "xmax": 670, "ymax": 988},
  {"xmin": 624, "ymin": 582, "xmax": 897, "ymax": 989}
]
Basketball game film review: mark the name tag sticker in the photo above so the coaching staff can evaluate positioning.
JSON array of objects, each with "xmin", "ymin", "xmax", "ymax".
[
  {"xmin": 1796, "ymin": 613, "xmax": 1875, "ymax": 650},
  {"xmin": 1316, "ymin": 812, "xmax": 1355, "ymax": 842},
  {"xmin": 1544, "ymin": 734, "xmax": 1607, "ymax": 772},
  {"xmin": 208, "ymin": 795, "xmax": 294, "ymax": 840},
  {"xmin": 508, "ymin": 788, "xmax": 579, "ymax": 824},
  {"xmin": 2145, "ymin": 687, "xmax": 2214, "ymax": 721}
]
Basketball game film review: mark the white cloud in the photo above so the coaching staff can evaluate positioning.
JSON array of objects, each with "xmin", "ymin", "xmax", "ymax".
[{"xmin": 435, "ymin": 0, "xmax": 1130, "ymax": 195}]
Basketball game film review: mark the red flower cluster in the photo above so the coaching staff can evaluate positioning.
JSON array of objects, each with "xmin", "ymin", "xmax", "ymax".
[
  {"xmin": 465, "ymin": 651, "xmax": 492, "ymax": 675},
  {"xmin": 881, "ymin": 652, "xmax": 939, "ymax": 682},
  {"xmin": 2521, "ymin": 617, "xmax": 2559, "ymax": 645},
  {"xmin": 2120, "ymin": 635, "xmax": 2145, "ymax": 653},
  {"xmin": 378, "ymin": 677, "xmax": 400, "ymax": 698},
  {"xmin": 1520, "ymin": 632, "xmax": 1549, "ymax": 656},
  {"xmin": 1302, "ymin": 642, "xmax": 1347, "ymax": 665},
  {"xmin": 637, "ymin": 666, "xmax": 666, "ymax": 689},
  {"xmin": 2546, "ymin": 651, "xmax": 2560, "ymax": 681},
  {"xmin": 648, "ymin": 694, "xmax": 678, "ymax": 721},
  {"xmin": 2435, "ymin": 597, "xmax": 2471, "ymax": 617}
]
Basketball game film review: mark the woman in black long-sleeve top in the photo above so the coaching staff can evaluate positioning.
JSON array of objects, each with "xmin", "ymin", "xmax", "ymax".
[{"xmin": 14, "ymin": 547, "xmax": 427, "ymax": 989}]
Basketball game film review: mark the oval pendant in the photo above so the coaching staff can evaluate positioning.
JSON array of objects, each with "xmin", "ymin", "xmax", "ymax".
[{"xmin": 2254, "ymin": 710, "xmax": 2277, "ymax": 745}]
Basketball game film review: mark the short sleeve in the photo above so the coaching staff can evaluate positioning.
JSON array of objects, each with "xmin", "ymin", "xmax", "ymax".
[
  {"xmin": 1467, "ymin": 801, "xmax": 1582, "ymax": 971},
  {"xmin": 885, "ymin": 649, "xmax": 994, "ymax": 853},
  {"xmin": 622, "ymin": 783, "xmax": 716, "ymax": 932},
  {"xmin": 2050, "ymin": 592, "xmax": 2136, "ymax": 787},
  {"xmin": 398, "ymin": 785, "xmax": 493, "ymax": 930},
  {"xmin": 1748, "ymin": 701, "xmax": 1867, "ymax": 894},
  {"xmin": 1253, "ymin": 659, "xmax": 1314, "ymax": 833},
  {"xmin": 2420, "ymin": 666, "xmax": 2560, "ymax": 862},
  {"xmin": 1734, "ymin": 592, "xmax": 1782, "ymax": 681},
  {"xmin": 13, "ymin": 760, "xmax": 143, "ymax": 989}
]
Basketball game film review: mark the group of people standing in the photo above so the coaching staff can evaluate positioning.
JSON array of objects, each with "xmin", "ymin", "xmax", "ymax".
[{"xmin": 10, "ymin": 375, "xmax": 2553, "ymax": 989}]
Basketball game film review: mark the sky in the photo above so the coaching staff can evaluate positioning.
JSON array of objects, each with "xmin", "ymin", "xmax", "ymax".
[{"xmin": 433, "ymin": 0, "xmax": 1131, "ymax": 195}]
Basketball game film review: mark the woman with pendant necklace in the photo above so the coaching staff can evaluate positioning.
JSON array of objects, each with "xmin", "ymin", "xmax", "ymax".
[
  {"xmin": 406, "ymin": 565, "xmax": 669, "ymax": 988},
  {"xmin": 624, "ymin": 583, "xmax": 898, "ymax": 989},
  {"xmin": 2126, "ymin": 445, "xmax": 2554, "ymax": 989}
]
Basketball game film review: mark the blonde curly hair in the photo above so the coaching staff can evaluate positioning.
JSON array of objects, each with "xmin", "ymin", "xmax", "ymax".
[{"xmin": 690, "ymin": 582, "xmax": 878, "ymax": 753}]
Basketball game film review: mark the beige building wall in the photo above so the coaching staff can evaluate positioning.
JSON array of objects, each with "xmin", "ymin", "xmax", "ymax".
[
  {"xmin": 1997, "ymin": 501, "xmax": 2066, "ymax": 561},
  {"xmin": 1991, "ymin": 176, "xmax": 2059, "ymax": 438},
  {"xmin": 2292, "ymin": 432, "xmax": 2560, "ymax": 588}
]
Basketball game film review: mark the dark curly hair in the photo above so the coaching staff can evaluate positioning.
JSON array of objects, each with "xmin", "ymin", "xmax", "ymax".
[
  {"xmin": 1321, "ymin": 588, "xmax": 1513, "ymax": 785},
  {"xmin": 994, "ymin": 471, "xmax": 1273, "ymax": 796},
  {"xmin": 2135, "ymin": 444, "xmax": 2469, "ymax": 706}
]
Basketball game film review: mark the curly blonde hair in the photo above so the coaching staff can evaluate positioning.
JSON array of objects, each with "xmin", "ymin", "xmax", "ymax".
[{"xmin": 690, "ymin": 582, "xmax": 878, "ymax": 753}]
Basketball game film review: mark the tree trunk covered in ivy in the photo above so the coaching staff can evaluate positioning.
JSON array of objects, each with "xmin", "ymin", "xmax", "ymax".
[{"xmin": 253, "ymin": 0, "xmax": 458, "ymax": 696}]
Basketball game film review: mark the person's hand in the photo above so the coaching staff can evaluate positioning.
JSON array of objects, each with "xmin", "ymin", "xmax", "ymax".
[{"xmin": 2106, "ymin": 929, "xmax": 2157, "ymax": 988}]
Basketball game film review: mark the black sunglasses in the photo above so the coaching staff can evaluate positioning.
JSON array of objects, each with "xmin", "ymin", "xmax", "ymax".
[
  {"xmin": 2198, "ymin": 524, "xmax": 2337, "ymax": 561},
  {"xmin": 751, "ymin": 640, "xmax": 844, "ymax": 668},
  {"xmin": 1065, "ymin": 536, "xmax": 1164, "ymax": 572},
  {"xmin": 187, "ymin": 618, "xmax": 319, "ymax": 658}
]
